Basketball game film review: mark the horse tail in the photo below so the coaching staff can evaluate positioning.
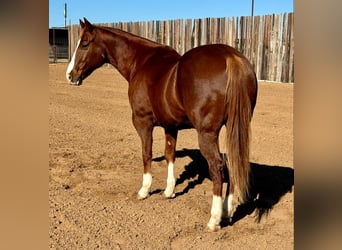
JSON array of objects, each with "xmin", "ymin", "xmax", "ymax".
[{"xmin": 224, "ymin": 55, "xmax": 255, "ymax": 203}]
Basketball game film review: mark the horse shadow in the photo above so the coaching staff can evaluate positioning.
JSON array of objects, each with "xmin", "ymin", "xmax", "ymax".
[{"xmin": 153, "ymin": 148, "xmax": 294, "ymax": 226}]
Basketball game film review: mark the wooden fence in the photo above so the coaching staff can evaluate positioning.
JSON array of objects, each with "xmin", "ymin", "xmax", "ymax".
[{"xmin": 69, "ymin": 13, "xmax": 294, "ymax": 82}]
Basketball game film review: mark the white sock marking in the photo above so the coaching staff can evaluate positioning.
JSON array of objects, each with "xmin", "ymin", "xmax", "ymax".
[
  {"xmin": 223, "ymin": 192, "xmax": 235, "ymax": 221},
  {"xmin": 164, "ymin": 162, "xmax": 175, "ymax": 198},
  {"xmin": 138, "ymin": 173, "xmax": 152, "ymax": 199},
  {"xmin": 227, "ymin": 193, "xmax": 234, "ymax": 217},
  {"xmin": 66, "ymin": 39, "xmax": 80, "ymax": 82},
  {"xmin": 207, "ymin": 195, "xmax": 222, "ymax": 231}
]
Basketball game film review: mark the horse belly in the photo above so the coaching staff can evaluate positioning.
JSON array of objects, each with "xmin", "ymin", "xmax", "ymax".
[
  {"xmin": 152, "ymin": 98, "xmax": 193, "ymax": 129},
  {"xmin": 148, "ymin": 63, "xmax": 194, "ymax": 129}
]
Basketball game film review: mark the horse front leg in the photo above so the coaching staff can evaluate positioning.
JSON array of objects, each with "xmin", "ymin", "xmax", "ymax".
[
  {"xmin": 133, "ymin": 115, "xmax": 154, "ymax": 200},
  {"xmin": 163, "ymin": 128, "xmax": 178, "ymax": 198}
]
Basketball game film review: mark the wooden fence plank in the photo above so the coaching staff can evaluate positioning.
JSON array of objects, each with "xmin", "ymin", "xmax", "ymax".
[
  {"xmin": 288, "ymin": 13, "xmax": 295, "ymax": 83},
  {"xmin": 192, "ymin": 18, "xmax": 199, "ymax": 48}
]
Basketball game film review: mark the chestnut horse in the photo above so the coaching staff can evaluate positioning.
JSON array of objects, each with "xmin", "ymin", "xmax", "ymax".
[{"xmin": 66, "ymin": 18, "xmax": 257, "ymax": 231}]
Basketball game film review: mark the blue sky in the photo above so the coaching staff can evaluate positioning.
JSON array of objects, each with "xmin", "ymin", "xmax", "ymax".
[{"xmin": 49, "ymin": 0, "xmax": 293, "ymax": 28}]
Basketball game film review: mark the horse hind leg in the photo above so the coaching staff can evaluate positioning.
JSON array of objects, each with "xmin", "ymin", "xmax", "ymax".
[
  {"xmin": 198, "ymin": 132, "xmax": 224, "ymax": 231},
  {"xmin": 163, "ymin": 128, "xmax": 178, "ymax": 198},
  {"xmin": 222, "ymin": 180, "xmax": 235, "ymax": 223}
]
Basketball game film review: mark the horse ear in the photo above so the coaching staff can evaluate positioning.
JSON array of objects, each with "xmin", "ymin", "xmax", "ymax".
[
  {"xmin": 79, "ymin": 19, "xmax": 85, "ymax": 28},
  {"xmin": 83, "ymin": 17, "xmax": 93, "ymax": 31}
]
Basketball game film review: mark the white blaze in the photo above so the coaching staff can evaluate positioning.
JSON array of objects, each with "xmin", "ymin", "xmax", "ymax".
[{"xmin": 66, "ymin": 39, "xmax": 80, "ymax": 82}]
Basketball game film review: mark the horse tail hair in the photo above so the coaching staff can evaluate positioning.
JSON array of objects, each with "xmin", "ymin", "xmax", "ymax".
[{"xmin": 224, "ymin": 55, "xmax": 255, "ymax": 203}]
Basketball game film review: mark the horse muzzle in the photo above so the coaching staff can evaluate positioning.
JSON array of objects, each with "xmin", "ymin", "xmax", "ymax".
[{"xmin": 67, "ymin": 73, "xmax": 83, "ymax": 86}]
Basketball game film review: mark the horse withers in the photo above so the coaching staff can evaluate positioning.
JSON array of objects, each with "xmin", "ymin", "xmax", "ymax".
[{"xmin": 66, "ymin": 18, "xmax": 257, "ymax": 231}]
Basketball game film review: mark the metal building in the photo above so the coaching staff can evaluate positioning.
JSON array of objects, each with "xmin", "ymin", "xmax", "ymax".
[{"xmin": 49, "ymin": 28, "xmax": 69, "ymax": 63}]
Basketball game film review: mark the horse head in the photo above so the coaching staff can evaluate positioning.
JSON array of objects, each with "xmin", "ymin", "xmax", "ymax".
[{"xmin": 66, "ymin": 18, "xmax": 106, "ymax": 85}]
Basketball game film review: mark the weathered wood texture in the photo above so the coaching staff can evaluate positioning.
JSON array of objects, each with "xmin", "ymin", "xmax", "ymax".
[{"xmin": 69, "ymin": 13, "xmax": 294, "ymax": 82}]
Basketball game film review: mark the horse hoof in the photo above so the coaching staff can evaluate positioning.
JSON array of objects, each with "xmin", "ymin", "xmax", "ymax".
[
  {"xmin": 221, "ymin": 215, "xmax": 232, "ymax": 225},
  {"xmin": 137, "ymin": 194, "xmax": 149, "ymax": 200},
  {"xmin": 207, "ymin": 223, "xmax": 221, "ymax": 232},
  {"xmin": 137, "ymin": 190, "xmax": 150, "ymax": 200},
  {"xmin": 163, "ymin": 192, "xmax": 175, "ymax": 199}
]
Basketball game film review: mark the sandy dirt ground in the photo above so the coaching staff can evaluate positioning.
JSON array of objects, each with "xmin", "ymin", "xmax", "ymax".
[{"xmin": 49, "ymin": 63, "xmax": 293, "ymax": 249}]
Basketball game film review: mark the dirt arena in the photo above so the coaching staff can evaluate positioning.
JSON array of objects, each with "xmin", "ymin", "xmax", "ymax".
[{"xmin": 49, "ymin": 63, "xmax": 293, "ymax": 249}]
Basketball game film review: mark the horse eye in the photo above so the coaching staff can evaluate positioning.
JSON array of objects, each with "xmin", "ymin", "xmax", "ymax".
[{"xmin": 81, "ymin": 44, "xmax": 89, "ymax": 49}]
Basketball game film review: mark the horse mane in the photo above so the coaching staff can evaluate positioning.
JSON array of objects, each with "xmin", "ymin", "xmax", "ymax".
[{"xmin": 94, "ymin": 24, "xmax": 176, "ymax": 52}]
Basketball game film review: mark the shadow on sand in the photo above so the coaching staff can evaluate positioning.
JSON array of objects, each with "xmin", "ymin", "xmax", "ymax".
[{"xmin": 153, "ymin": 148, "xmax": 294, "ymax": 226}]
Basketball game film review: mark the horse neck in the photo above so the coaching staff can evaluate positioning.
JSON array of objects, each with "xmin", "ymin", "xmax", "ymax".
[{"xmin": 99, "ymin": 27, "xmax": 160, "ymax": 82}]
